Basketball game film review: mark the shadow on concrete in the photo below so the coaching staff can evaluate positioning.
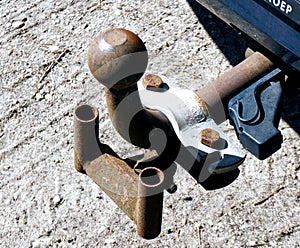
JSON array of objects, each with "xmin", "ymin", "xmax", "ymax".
[
  {"xmin": 282, "ymin": 77, "xmax": 300, "ymax": 135},
  {"xmin": 187, "ymin": 0, "xmax": 250, "ymax": 66}
]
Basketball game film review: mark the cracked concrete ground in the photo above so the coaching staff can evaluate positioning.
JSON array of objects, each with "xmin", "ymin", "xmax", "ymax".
[{"xmin": 0, "ymin": 0, "xmax": 299, "ymax": 247}]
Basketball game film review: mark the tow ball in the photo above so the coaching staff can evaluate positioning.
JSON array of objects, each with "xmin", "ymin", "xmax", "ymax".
[{"xmin": 74, "ymin": 28, "xmax": 284, "ymax": 239}]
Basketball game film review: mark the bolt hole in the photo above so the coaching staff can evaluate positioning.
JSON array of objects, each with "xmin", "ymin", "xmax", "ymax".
[
  {"xmin": 140, "ymin": 167, "xmax": 164, "ymax": 187},
  {"xmin": 75, "ymin": 104, "xmax": 97, "ymax": 122},
  {"xmin": 146, "ymin": 83, "xmax": 169, "ymax": 92},
  {"xmin": 239, "ymin": 127, "xmax": 244, "ymax": 132}
]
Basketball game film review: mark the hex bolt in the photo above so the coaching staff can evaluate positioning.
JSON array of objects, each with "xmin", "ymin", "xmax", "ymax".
[
  {"xmin": 199, "ymin": 128, "xmax": 220, "ymax": 148},
  {"xmin": 142, "ymin": 74, "xmax": 164, "ymax": 89}
]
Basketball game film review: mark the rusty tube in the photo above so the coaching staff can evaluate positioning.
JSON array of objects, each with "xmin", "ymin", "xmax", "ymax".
[
  {"xmin": 196, "ymin": 52, "xmax": 274, "ymax": 123},
  {"xmin": 245, "ymin": 48, "xmax": 255, "ymax": 58},
  {"xmin": 136, "ymin": 167, "xmax": 164, "ymax": 239},
  {"xmin": 74, "ymin": 104, "xmax": 102, "ymax": 173}
]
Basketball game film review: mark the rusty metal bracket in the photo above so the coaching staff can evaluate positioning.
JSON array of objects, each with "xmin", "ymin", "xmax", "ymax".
[
  {"xmin": 228, "ymin": 68, "xmax": 284, "ymax": 159},
  {"xmin": 74, "ymin": 104, "xmax": 165, "ymax": 239},
  {"xmin": 138, "ymin": 75, "xmax": 246, "ymax": 174},
  {"xmin": 73, "ymin": 28, "xmax": 284, "ymax": 239}
]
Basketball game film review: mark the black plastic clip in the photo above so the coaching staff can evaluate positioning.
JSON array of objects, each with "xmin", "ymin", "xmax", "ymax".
[{"xmin": 228, "ymin": 68, "xmax": 284, "ymax": 160}]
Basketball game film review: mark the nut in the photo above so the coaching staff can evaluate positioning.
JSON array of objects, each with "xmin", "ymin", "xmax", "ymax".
[
  {"xmin": 142, "ymin": 74, "xmax": 163, "ymax": 88},
  {"xmin": 199, "ymin": 128, "xmax": 220, "ymax": 147}
]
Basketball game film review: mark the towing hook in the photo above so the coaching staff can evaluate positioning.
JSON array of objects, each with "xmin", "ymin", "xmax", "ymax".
[{"xmin": 74, "ymin": 28, "xmax": 284, "ymax": 239}]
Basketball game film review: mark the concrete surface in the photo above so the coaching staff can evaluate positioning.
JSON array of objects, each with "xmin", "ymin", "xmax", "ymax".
[{"xmin": 0, "ymin": 0, "xmax": 299, "ymax": 247}]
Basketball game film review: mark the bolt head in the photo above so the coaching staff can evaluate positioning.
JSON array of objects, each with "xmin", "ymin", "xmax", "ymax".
[
  {"xmin": 142, "ymin": 74, "xmax": 163, "ymax": 89},
  {"xmin": 199, "ymin": 128, "xmax": 220, "ymax": 148}
]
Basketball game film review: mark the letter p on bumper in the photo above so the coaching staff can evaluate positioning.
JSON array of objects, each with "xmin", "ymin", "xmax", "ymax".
[{"xmin": 286, "ymin": 4, "xmax": 292, "ymax": 14}]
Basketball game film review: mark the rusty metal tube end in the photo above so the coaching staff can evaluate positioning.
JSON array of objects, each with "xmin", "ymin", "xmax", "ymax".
[
  {"xmin": 196, "ymin": 52, "xmax": 274, "ymax": 124},
  {"xmin": 74, "ymin": 104, "xmax": 101, "ymax": 173},
  {"xmin": 136, "ymin": 167, "xmax": 164, "ymax": 239}
]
